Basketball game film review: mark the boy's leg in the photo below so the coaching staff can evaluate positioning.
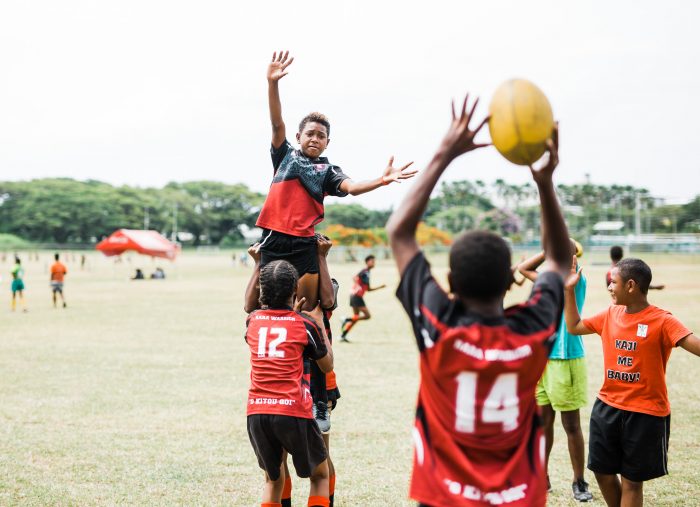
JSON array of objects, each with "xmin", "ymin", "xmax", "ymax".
[
  {"xmin": 262, "ymin": 464, "xmax": 286, "ymax": 504},
  {"xmin": 281, "ymin": 458, "xmax": 292, "ymax": 507},
  {"xmin": 297, "ymin": 273, "xmax": 319, "ymax": 311},
  {"xmin": 308, "ymin": 459, "xmax": 330, "ymax": 505},
  {"xmin": 540, "ymin": 404, "xmax": 555, "ymax": 481},
  {"xmin": 322, "ymin": 433, "xmax": 335, "ymax": 507},
  {"xmin": 620, "ymin": 477, "xmax": 643, "ymax": 507},
  {"xmin": 52, "ymin": 288, "xmax": 57, "ymax": 307},
  {"xmin": 594, "ymin": 473, "xmax": 621, "ymax": 507},
  {"xmin": 341, "ymin": 306, "xmax": 370, "ymax": 338},
  {"xmin": 561, "ymin": 409, "xmax": 586, "ymax": 480}
]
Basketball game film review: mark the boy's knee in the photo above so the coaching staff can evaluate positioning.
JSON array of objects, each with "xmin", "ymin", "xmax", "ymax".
[
  {"xmin": 310, "ymin": 460, "xmax": 329, "ymax": 481},
  {"xmin": 561, "ymin": 413, "xmax": 582, "ymax": 434}
]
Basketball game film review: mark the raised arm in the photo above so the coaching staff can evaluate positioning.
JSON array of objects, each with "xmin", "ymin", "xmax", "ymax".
[
  {"xmin": 267, "ymin": 51, "xmax": 294, "ymax": 149},
  {"xmin": 386, "ymin": 95, "xmax": 489, "ymax": 275},
  {"xmin": 517, "ymin": 251, "xmax": 546, "ymax": 282},
  {"xmin": 243, "ymin": 243, "xmax": 261, "ymax": 314},
  {"xmin": 563, "ymin": 256, "xmax": 595, "ymax": 335},
  {"xmin": 678, "ymin": 334, "xmax": 700, "ymax": 356},
  {"xmin": 339, "ymin": 157, "xmax": 417, "ymax": 196},
  {"xmin": 529, "ymin": 125, "xmax": 570, "ymax": 277},
  {"xmin": 316, "ymin": 235, "xmax": 335, "ymax": 310}
]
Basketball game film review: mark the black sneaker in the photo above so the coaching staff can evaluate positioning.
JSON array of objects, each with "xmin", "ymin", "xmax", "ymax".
[
  {"xmin": 313, "ymin": 400, "xmax": 331, "ymax": 433},
  {"xmin": 572, "ymin": 478, "xmax": 593, "ymax": 502}
]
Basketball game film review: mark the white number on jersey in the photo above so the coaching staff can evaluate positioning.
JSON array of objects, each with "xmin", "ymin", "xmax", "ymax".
[
  {"xmin": 256, "ymin": 327, "xmax": 287, "ymax": 358},
  {"xmin": 454, "ymin": 372, "xmax": 519, "ymax": 433}
]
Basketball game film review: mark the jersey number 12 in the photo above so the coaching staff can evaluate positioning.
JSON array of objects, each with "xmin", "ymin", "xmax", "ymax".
[
  {"xmin": 257, "ymin": 327, "xmax": 287, "ymax": 358},
  {"xmin": 454, "ymin": 372, "xmax": 519, "ymax": 433}
]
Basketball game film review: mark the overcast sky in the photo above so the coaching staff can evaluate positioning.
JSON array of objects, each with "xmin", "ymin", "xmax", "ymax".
[{"xmin": 1, "ymin": 1, "xmax": 698, "ymax": 209}]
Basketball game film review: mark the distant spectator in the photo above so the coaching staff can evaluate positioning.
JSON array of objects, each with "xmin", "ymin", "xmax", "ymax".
[
  {"xmin": 150, "ymin": 267, "xmax": 166, "ymax": 279},
  {"xmin": 132, "ymin": 268, "xmax": 145, "ymax": 280},
  {"xmin": 50, "ymin": 253, "xmax": 68, "ymax": 308},
  {"xmin": 11, "ymin": 257, "xmax": 27, "ymax": 312},
  {"xmin": 607, "ymin": 246, "xmax": 665, "ymax": 290}
]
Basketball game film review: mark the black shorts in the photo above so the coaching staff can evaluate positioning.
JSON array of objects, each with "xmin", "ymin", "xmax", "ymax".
[
  {"xmin": 259, "ymin": 229, "xmax": 319, "ymax": 276},
  {"xmin": 349, "ymin": 295, "xmax": 366, "ymax": 308},
  {"xmin": 247, "ymin": 414, "xmax": 327, "ymax": 480},
  {"xmin": 588, "ymin": 398, "xmax": 671, "ymax": 482}
]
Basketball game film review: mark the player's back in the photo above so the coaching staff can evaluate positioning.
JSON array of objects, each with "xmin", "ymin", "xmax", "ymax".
[
  {"xmin": 397, "ymin": 253, "xmax": 563, "ymax": 506},
  {"xmin": 245, "ymin": 308, "xmax": 321, "ymax": 419}
]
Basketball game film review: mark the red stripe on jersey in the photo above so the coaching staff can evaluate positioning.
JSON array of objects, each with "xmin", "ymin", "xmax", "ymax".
[{"xmin": 256, "ymin": 179, "xmax": 324, "ymax": 237}]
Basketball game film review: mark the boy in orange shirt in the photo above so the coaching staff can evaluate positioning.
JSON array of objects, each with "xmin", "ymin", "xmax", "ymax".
[
  {"xmin": 50, "ymin": 253, "xmax": 68, "ymax": 308},
  {"xmin": 564, "ymin": 257, "xmax": 700, "ymax": 507}
]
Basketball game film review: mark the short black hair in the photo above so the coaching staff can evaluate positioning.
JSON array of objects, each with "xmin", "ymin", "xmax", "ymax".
[
  {"xmin": 610, "ymin": 245, "xmax": 624, "ymax": 262},
  {"xmin": 54, "ymin": 252, "xmax": 60, "ymax": 261},
  {"xmin": 449, "ymin": 230, "xmax": 512, "ymax": 300},
  {"xmin": 617, "ymin": 258, "xmax": 652, "ymax": 294},
  {"xmin": 299, "ymin": 112, "xmax": 330, "ymax": 137},
  {"xmin": 259, "ymin": 260, "xmax": 298, "ymax": 309},
  {"xmin": 365, "ymin": 255, "xmax": 375, "ymax": 263}
]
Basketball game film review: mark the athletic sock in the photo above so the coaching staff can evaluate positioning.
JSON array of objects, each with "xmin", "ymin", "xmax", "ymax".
[
  {"xmin": 281, "ymin": 477, "xmax": 292, "ymax": 507},
  {"xmin": 329, "ymin": 475, "xmax": 336, "ymax": 507},
  {"xmin": 307, "ymin": 496, "xmax": 329, "ymax": 507}
]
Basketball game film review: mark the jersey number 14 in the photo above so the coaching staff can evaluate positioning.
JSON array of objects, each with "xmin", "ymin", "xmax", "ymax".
[{"xmin": 454, "ymin": 372, "xmax": 519, "ymax": 433}]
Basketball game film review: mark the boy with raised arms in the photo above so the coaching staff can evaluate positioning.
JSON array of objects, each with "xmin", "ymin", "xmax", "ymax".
[
  {"xmin": 564, "ymin": 257, "xmax": 699, "ymax": 507},
  {"xmin": 257, "ymin": 51, "xmax": 415, "ymax": 311},
  {"xmin": 387, "ymin": 96, "xmax": 571, "ymax": 506}
]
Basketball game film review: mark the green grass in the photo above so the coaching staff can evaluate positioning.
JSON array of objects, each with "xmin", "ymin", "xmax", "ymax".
[{"xmin": 1, "ymin": 250, "xmax": 699, "ymax": 506}]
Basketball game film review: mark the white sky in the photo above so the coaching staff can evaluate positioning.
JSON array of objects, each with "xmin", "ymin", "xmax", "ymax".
[{"xmin": 1, "ymin": 1, "xmax": 698, "ymax": 209}]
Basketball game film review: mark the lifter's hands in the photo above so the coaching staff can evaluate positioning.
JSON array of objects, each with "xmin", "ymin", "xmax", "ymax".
[
  {"xmin": 440, "ymin": 95, "xmax": 490, "ymax": 160},
  {"xmin": 381, "ymin": 157, "xmax": 417, "ymax": 185},
  {"xmin": 529, "ymin": 123, "xmax": 559, "ymax": 184},
  {"xmin": 267, "ymin": 51, "xmax": 294, "ymax": 82},
  {"xmin": 301, "ymin": 303, "xmax": 325, "ymax": 326}
]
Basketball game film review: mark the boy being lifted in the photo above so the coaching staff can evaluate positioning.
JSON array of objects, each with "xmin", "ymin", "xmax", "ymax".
[{"xmin": 256, "ymin": 51, "xmax": 415, "ymax": 310}]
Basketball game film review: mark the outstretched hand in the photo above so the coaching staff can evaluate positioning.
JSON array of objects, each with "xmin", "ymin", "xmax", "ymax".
[
  {"xmin": 529, "ymin": 122, "xmax": 559, "ymax": 184},
  {"xmin": 382, "ymin": 157, "xmax": 417, "ymax": 185},
  {"xmin": 316, "ymin": 234, "xmax": 332, "ymax": 257},
  {"xmin": 441, "ymin": 94, "xmax": 490, "ymax": 160},
  {"xmin": 267, "ymin": 51, "xmax": 294, "ymax": 82},
  {"xmin": 564, "ymin": 255, "xmax": 581, "ymax": 290}
]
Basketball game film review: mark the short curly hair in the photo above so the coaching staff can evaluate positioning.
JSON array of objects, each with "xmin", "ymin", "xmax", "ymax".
[
  {"xmin": 449, "ymin": 230, "xmax": 512, "ymax": 300},
  {"xmin": 259, "ymin": 260, "xmax": 299, "ymax": 309},
  {"xmin": 299, "ymin": 112, "xmax": 330, "ymax": 137}
]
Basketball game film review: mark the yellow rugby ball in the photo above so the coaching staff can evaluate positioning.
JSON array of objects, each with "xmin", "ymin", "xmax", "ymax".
[{"xmin": 488, "ymin": 79, "xmax": 554, "ymax": 166}]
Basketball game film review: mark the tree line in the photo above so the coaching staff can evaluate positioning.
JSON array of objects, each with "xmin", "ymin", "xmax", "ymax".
[{"xmin": 0, "ymin": 178, "xmax": 697, "ymax": 246}]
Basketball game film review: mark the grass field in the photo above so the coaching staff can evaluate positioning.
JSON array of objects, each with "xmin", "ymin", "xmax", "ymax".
[{"xmin": 1, "ymin": 250, "xmax": 700, "ymax": 506}]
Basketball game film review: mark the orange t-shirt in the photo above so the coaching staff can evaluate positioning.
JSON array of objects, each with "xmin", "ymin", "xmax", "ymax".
[
  {"xmin": 50, "ymin": 262, "xmax": 67, "ymax": 282},
  {"xmin": 583, "ymin": 304, "xmax": 691, "ymax": 416}
]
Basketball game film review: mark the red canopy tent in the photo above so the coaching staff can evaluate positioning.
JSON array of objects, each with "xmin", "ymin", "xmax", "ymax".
[{"xmin": 96, "ymin": 229, "xmax": 180, "ymax": 260}]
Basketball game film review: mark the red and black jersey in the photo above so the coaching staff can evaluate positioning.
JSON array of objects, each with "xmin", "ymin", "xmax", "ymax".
[
  {"xmin": 245, "ymin": 308, "xmax": 327, "ymax": 419},
  {"xmin": 396, "ymin": 253, "xmax": 564, "ymax": 507},
  {"xmin": 256, "ymin": 140, "xmax": 350, "ymax": 237},
  {"xmin": 351, "ymin": 268, "xmax": 370, "ymax": 297}
]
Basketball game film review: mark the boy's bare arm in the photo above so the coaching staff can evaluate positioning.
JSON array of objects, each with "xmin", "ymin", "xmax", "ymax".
[
  {"xmin": 387, "ymin": 95, "xmax": 489, "ymax": 275},
  {"xmin": 267, "ymin": 51, "xmax": 294, "ymax": 149},
  {"xmin": 339, "ymin": 157, "xmax": 417, "ymax": 196},
  {"xmin": 316, "ymin": 236, "xmax": 335, "ymax": 310},
  {"xmin": 517, "ymin": 251, "xmax": 546, "ymax": 282},
  {"xmin": 678, "ymin": 334, "xmax": 700, "ymax": 356},
  {"xmin": 529, "ymin": 125, "xmax": 570, "ymax": 277},
  {"xmin": 564, "ymin": 256, "xmax": 595, "ymax": 335},
  {"xmin": 243, "ymin": 243, "xmax": 261, "ymax": 314}
]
